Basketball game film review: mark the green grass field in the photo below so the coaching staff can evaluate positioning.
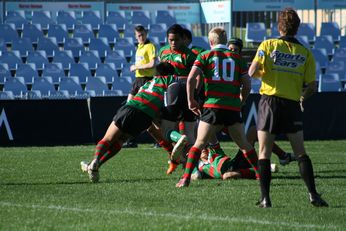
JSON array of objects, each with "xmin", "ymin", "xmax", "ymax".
[{"xmin": 1, "ymin": 140, "xmax": 346, "ymax": 230}]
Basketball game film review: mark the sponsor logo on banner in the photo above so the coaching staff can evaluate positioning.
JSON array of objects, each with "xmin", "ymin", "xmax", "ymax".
[{"xmin": 0, "ymin": 108, "xmax": 13, "ymax": 141}]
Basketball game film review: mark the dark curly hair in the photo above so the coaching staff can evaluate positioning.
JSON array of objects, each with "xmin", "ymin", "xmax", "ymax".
[{"xmin": 278, "ymin": 8, "xmax": 300, "ymax": 36}]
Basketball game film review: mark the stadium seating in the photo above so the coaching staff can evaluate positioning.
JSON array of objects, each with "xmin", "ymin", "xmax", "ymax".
[
  {"xmin": 112, "ymin": 77, "xmax": 132, "ymax": 95},
  {"xmin": 56, "ymin": 10, "xmax": 79, "ymax": 31},
  {"xmin": 68, "ymin": 63, "xmax": 92, "ymax": 84},
  {"xmin": 31, "ymin": 10, "xmax": 55, "ymax": 31},
  {"xmin": 245, "ymin": 22, "xmax": 266, "ymax": 43},
  {"xmin": 79, "ymin": 50, "xmax": 102, "ymax": 71},
  {"xmin": 3, "ymin": 76, "xmax": 28, "ymax": 97},
  {"xmin": 314, "ymin": 35, "xmax": 334, "ymax": 56},
  {"xmin": 296, "ymin": 35, "xmax": 310, "ymax": 49},
  {"xmin": 0, "ymin": 23, "xmax": 19, "ymax": 46},
  {"xmin": 0, "ymin": 38, "xmax": 6, "ymax": 52},
  {"xmin": 11, "ymin": 37, "xmax": 34, "ymax": 59},
  {"xmin": 318, "ymin": 73, "xmax": 342, "ymax": 92},
  {"xmin": 130, "ymin": 10, "xmax": 151, "ymax": 29},
  {"xmin": 0, "ymin": 91, "xmax": 15, "ymax": 100},
  {"xmin": 339, "ymin": 36, "xmax": 346, "ymax": 48},
  {"xmin": 89, "ymin": 37, "xmax": 112, "ymax": 60},
  {"xmin": 85, "ymin": 76, "xmax": 109, "ymax": 96},
  {"xmin": 105, "ymin": 50, "xmax": 127, "ymax": 71},
  {"xmin": 149, "ymin": 23, "xmax": 167, "ymax": 45},
  {"xmin": 113, "ymin": 38, "xmax": 136, "ymax": 60},
  {"xmin": 320, "ymin": 22, "xmax": 340, "ymax": 42},
  {"xmin": 105, "ymin": 11, "xmax": 127, "ymax": 32},
  {"xmin": 269, "ymin": 22, "xmax": 279, "ymax": 38},
  {"xmin": 0, "ymin": 50, "xmax": 22, "ymax": 71},
  {"xmin": 5, "ymin": 10, "xmax": 29, "ymax": 30},
  {"xmin": 15, "ymin": 63, "xmax": 39, "ymax": 84},
  {"xmin": 332, "ymin": 48, "xmax": 346, "ymax": 64},
  {"xmin": 98, "ymin": 24, "xmax": 120, "ymax": 46},
  {"xmin": 0, "ymin": 64, "xmax": 11, "ymax": 84},
  {"xmin": 192, "ymin": 36, "xmax": 210, "ymax": 50},
  {"xmin": 47, "ymin": 23, "xmax": 69, "ymax": 46},
  {"xmin": 31, "ymin": 77, "xmax": 57, "ymax": 97},
  {"xmin": 22, "ymin": 23, "xmax": 45, "ymax": 46},
  {"xmin": 73, "ymin": 24, "xmax": 94, "ymax": 45},
  {"xmin": 154, "ymin": 10, "xmax": 176, "ymax": 27},
  {"xmin": 63, "ymin": 37, "xmax": 85, "ymax": 60},
  {"xmin": 37, "ymin": 37, "xmax": 59, "ymax": 59},
  {"xmin": 297, "ymin": 23, "xmax": 315, "ymax": 43},
  {"xmin": 42, "ymin": 62, "xmax": 66, "ymax": 84},
  {"xmin": 81, "ymin": 10, "xmax": 103, "ymax": 31},
  {"xmin": 311, "ymin": 48, "xmax": 329, "ymax": 69},
  {"xmin": 58, "ymin": 76, "xmax": 87, "ymax": 99},
  {"xmin": 52, "ymin": 50, "xmax": 75, "ymax": 71},
  {"xmin": 95, "ymin": 63, "xmax": 118, "ymax": 84},
  {"xmin": 26, "ymin": 50, "xmax": 49, "ymax": 72},
  {"xmin": 325, "ymin": 60, "xmax": 346, "ymax": 77}
]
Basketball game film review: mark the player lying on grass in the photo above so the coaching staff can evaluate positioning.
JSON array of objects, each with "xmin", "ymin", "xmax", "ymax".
[
  {"xmin": 80, "ymin": 62, "xmax": 181, "ymax": 183},
  {"xmin": 190, "ymin": 144, "xmax": 279, "ymax": 181}
]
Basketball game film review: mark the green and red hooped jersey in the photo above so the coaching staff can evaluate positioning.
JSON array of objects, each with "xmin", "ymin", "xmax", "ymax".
[
  {"xmin": 126, "ymin": 75, "xmax": 177, "ymax": 119},
  {"xmin": 191, "ymin": 45, "xmax": 206, "ymax": 56},
  {"xmin": 158, "ymin": 45, "xmax": 197, "ymax": 77},
  {"xmin": 194, "ymin": 44, "xmax": 248, "ymax": 111},
  {"xmin": 198, "ymin": 152, "xmax": 231, "ymax": 179}
]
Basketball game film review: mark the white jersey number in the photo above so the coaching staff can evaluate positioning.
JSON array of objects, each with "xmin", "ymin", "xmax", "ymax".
[{"xmin": 212, "ymin": 57, "xmax": 235, "ymax": 82}]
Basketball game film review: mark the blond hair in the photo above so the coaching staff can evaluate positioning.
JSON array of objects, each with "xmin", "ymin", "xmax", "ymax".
[{"xmin": 208, "ymin": 27, "xmax": 227, "ymax": 45}]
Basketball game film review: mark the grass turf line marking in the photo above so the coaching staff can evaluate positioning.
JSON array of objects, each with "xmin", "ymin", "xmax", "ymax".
[{"xmin": 0, "ymin": 201, "xmax": 337, "ymax": 230}]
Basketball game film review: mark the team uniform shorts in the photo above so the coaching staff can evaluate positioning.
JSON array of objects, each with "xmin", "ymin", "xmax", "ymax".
[
  {"xmin": 200, "ymin": 108, "xmax": 243, "ymax": 126},
  {"xmin": 161, "ymin": 79, "xmax": 197, "ymax": 122},
  {"xmin": 113, "ymin": 105, "xmax": 153, "ymax": 137},
  {"xmin": 257, "ymin": 94, "xmax": 303, "ymax": 134},
  {"xmin": 130, "ymin": 77, "xmax": 153, "ymax": 95}
]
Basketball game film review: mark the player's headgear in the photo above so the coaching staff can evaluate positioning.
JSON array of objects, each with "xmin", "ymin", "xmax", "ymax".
[{"xmin": 227, "ymin": 37, "xmax": 243, "ymax": 52}]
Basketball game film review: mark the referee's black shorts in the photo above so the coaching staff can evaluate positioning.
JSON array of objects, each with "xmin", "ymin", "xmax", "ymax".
[{"xmin": 257, "ymin": 94, "xmax": 303, "ymax": 134}]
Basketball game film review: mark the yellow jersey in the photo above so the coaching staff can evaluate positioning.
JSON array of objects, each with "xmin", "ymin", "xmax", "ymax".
[
  {"xmin": 135, "ymin": 41, "xmax": 156, "ymax": 77},
  {"xmin": 253, "ymin": 37, "xmax": 316, "ymax": 101}
]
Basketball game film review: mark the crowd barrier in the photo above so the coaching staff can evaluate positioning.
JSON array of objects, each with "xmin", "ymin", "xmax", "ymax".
[{"xmin": 0, "ymin": 93, "xmax": 345, "ymax": 146}]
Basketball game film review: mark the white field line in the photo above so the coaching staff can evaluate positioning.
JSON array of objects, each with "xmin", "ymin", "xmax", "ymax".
[{"xmin": 0, "ymin": 201, "xmax": 338, "ymax": 230}]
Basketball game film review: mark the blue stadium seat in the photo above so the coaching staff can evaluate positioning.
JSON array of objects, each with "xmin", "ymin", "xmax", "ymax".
[
  {"xmin": 325, "ymin": 60, "xmax": 346, "ymax": 77},
  {"xmin": 73, "ymin": 24, "xmax": 94, "ymax": 45},
  {"xmin": 31, "ymin": 10, "xmax": 55, "ymax": 31},
  {"xmin": 311, "ymin": 48, "xmax": 329, "ymax": 69},
  {"xmin": 31, "ymin": 77, "xmax": 57, "ymax": 97},
  {"xmin": 315, "ymin": 62, "xmax": 321, "ymax": 81},
  {"xmin": 15, "ymin": 63, "xmax": 39, "ymax": 84},
  {"xmin": 318, "ymin": 73, "xmax": 342, "ymax": 92},
  {"xmin": 332, "ymin": 48, "xmax": 346, "ymax": 64},
  {"xmin": 154, "ymin": 10, "xmax": 176, "ymax": 27},
  {"xmin": 81, "ymin": 10, "xmax": 103, "ymax": 31},
  {"xmin": 89, "ymin": 37, "xmax": 112, "ymax": 60},
  {"xmin": 112, "ymin": 77, "xmax": 132, "ymax": 95},
  {"xmin": 0, "ymin": 50, "xmax": 22, "ymax": 71},
  {"xmin": 68, "ymin": 63, "xmax": 91, "ymax": 84},
  {"xmin": 3, "ymin": 76, "xmax": 28, "ymax": 97},
  {"xmin": 0, "ymin": 38, "xmax": 7, "ymax": 52},
  {"xmin": 42, "ymin": 62, "xmax": 65, "ymax": 84},
  {"xmin": 130, "ymin": 11, "xmax": 151, "ymax": 29},
  {"xmin": 5, "ymin": 10, "xmax": 29, "ymax": 30},
  {"xmin": 296, "ymin": 35, "xmax": 310, "ymax": 49},
  {"xmin": 52, "ymin": 50, "xmax": 75, "ymax": 71},
  {"xmin": 11, "ymin": 37, "xmax": 34, "ymax": 59},
  {"xmin": 105, "ymin": 50, "xmax": 127, "ymax": 71},
  {"xmin": 56, "ymin": 10, "xmax": 79, "ymax": 31},
  {"xmin": 270, "ymin": 22, "xmax": 279, "ymax": 38},
  {"xmin": 85, "ymin": 76, "xmax": 109, "ymax": 96},
  {"xmin": 314, "ymin": 35, "xmax": 334, "ymax": 56},
  {"xmin": 58, "ymin": 76, "xmax": 87, "ymax": 98},
  {"xmin": 245, "ymin": 22, "xmax": 266, "ymax": 43},
  {"xmin": 123, "ymin": 25, "xmax": 137, "ymax": 41},
  {"xmin": 120, "ymin": 65, "xmax": 135, "ymax": 79},
  {"xmin": 149, "ymin": 23, "xmax": 167, "ymax": 45},
  {"xmin": 192, "ymin": 36, "xmax": 210, "ymax": 50},
  {"xmin": 26, "ymin": 50, "xmax": 49, "ymax": 72},
  {"xmin": 63, "ymin": 37, "xmax": 84, "ymax": 60},
  {"xmin": 95, "ymin": 63, "xmax": 118, "ymax": 84},
  {"xmin": 98, "ymin": 24, "xmax": 120, "ymax": 46},
  {"xmin": 37, "ymin": 37, "xmax": 59, "ymax": 59},
  {"xmin": 79, "ymin": 50, "xmax": 101, "ymax": 71},
  {"xmin": 297, "ymin": 23, "xmax": 315, "ymax": 43},
  {"xmin": 0, "ymin": 63, "xmax": 11, "ymax": 84},
  {"xmin": 339, "ymin": 36, "xmax": 346, "ymax": 48},
  {"xmin": 22, "ymin": 23, "xmax": 44, "ymax": 46},
  {"xmin": 320, "ymin": 22, "xmax": 340, "ymax": 43},
  {"xmin": 0, "ymin": 23, "xmax": 19, "ymax": 46},
  {"xmin": 47, "ymin": 23, "xmax": 69, "ymax": 46},
  {"xmin": 0, "ymin": 91, "xmax": 15, "ymax": 100},
  {"xmin": 113, "ymin": 38, "xmax": 136, "ymax": 60},
  {"xmin": 105, "ymin": 11, "xmax": 127, "ymax": 32}
]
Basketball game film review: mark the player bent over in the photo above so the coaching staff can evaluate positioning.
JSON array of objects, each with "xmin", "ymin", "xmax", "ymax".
[{"xmin": 80, "ymin": 63, "xmax": 177, "ymax": 183}]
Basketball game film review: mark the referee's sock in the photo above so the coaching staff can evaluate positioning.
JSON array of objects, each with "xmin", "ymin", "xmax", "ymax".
[
  {"xmin": 258, "ymin": 159, "xmax": 271, "ymax": 200},
  {"xmin": 297, "ymin": 155, "xmax": 317, "ymax": 194}
]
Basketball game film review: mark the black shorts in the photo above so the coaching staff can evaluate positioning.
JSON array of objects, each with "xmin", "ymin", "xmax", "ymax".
[
  {"xmin": 113, "ymin": 105, "xmax": 153, "ymax": 137},
  {"xmin": 130, "ymin": 77, "xmax": 153, "ymax": 95},
  {"xmin": 161, "ymin": 79, "xmax": 197, "ymax": 122},
  {"xmin": 200, "ymin": 108, "xmax": 242, "ymax": 126},
  {"xmin": 257, "ymin": 95, "xmax": 303, "ymax": 134}
]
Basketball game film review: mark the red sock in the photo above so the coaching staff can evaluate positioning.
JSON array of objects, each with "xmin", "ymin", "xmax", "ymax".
[
  {"xmin": 243, "ymin": 149, "xmax": 259, "ymax": 179},
  {"xmin": 99, "ymin": 142, "xmax": 121, "ymax": 166},
  {"xmin": 159, "ymin": 140, "xmax": 173, "ymax": 156},
  {"xmin": 238, "ymin": 168, "xmax": 256, "ymax": 179},
  {"xmin": 182, "ymin": 146, "xmax": 201, "ymax": 179},
  {"xmin": 178, "ymin": 121, "xmax": 185, "ymax": 134},
  {"xmin": 94, "ymin": 140, "xmax": 111, "ymax": 160}
]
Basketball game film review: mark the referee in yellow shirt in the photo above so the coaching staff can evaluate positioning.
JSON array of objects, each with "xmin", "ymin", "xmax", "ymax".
[
  {"xmin": 128, "ymin": 25, "xmax": 157, "ymax": 102},
  {"xmin": 248, "ymin": 8, "xmax": 328, "ymax": 208}
]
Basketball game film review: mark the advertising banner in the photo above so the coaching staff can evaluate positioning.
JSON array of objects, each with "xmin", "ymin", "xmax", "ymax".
[
  {"xmin": 234, "ymin": 0, "xmax": 315, "ymax": 11},
  {"xmin": 200, "ymin": 1, "xmax": 230, "ymax": 23}
]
